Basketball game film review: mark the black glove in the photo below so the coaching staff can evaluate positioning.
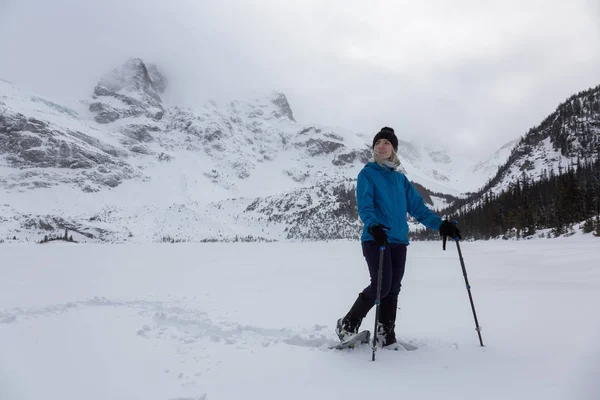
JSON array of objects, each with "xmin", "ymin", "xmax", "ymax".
[
  {"xmin": 369, "ymin": 224, "xmax": 389, "ymax": 246},
  {"xmin": 439, "ymin": 220, "xmax": 461, "ymax": 240}
]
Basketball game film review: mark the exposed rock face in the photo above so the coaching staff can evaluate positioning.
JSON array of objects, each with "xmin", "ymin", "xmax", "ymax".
[
  {"xmin": 0, "ymin": 100, "xmax": 137, "ymax": 192},
  {"xmin": 240, "ymin": 179, "xmax": 362, "ymax": 240},
  {"xmin": 271, "ymin": 92, "xmax": 295, "ymax": 122},
  {"xmin": 296, "ymin": 138, "xmax": 345, "ymax": 157},
  {"xmin": 332, "ymin": 148, "xmax": 371, "ymax": 166},
  {"xmin": 97, "ymin": 58, "xmax": 161, "ymax": 102},
  {"xmin": 89, "ymin": 58, "xmax": 165, "ymax": 124},
  {"xmin": 120, "ymin": 124, "xmax": 160, "ymax": 143}
]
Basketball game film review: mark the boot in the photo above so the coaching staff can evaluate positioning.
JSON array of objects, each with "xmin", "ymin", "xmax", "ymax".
[
  {"xmin": 336, "ymin": 293, "xmax": 372, "ymax": 342},
  {"xmin": 335, "ymin": 318, "xmax": 357, "ymax": 342},
  {"xmin": 377, "ymin": 294, "xmax": 399, "ymax": 348},
  {"xmin": 376, "ymin": 322, "xmax": 400, "ymax": 349}
]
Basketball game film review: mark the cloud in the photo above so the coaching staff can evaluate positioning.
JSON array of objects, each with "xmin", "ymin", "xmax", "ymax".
[{"xmin": 1, "ymin": 0, "xmax": 599, "ymax": 161}]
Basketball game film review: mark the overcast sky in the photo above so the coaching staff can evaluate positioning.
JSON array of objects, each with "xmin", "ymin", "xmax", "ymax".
[{"xmin": 1, "ymin": 0, "xmax": 599, "ymax": 160}]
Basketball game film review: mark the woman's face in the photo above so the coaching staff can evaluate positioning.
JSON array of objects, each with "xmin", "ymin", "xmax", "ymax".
[{"xmin": 374, "ymin": 139, "xmax": 393, "ymax": 160}]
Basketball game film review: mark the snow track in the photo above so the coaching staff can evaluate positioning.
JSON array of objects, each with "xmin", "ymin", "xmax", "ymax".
[{"xmin": 1, "ymin": 239, "xmax": 599, "ymax": 400}]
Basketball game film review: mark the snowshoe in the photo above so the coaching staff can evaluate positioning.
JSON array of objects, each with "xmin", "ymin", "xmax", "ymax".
[{"xmin": 330, "ymin": 329, "xmax": 370, "ymax": 350}]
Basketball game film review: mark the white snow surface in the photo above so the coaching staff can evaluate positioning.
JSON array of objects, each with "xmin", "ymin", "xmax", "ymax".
[
  {"xmin": 488, "ymin": 136, "xmax": 574, "ymax": 196},
  {"xmin": 1, "ymin": 236, "xmax": 599, "ymax": 400},
  {"xmin": 471, "ymin": 138, "xmax": 520, "ymax": 186}
]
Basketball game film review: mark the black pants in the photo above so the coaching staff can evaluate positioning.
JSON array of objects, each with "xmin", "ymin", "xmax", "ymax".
[
  {"xmin": 343, "ymin": 241, "xmax": 407, "ymax": 331},
  {"xmin": 360, "ymin": 241, "xmax": 407, "ymax": 302}
]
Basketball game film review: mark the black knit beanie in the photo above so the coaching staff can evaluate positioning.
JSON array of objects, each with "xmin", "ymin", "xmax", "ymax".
[{"xmin": 372, "ymin": 126, "xmax": 398, "ymax": 151}]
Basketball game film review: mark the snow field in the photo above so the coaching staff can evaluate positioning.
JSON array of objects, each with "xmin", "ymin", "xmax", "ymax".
[{"xmin": 1, "ymin": 238, "xmax": 599, "ymax": 400}]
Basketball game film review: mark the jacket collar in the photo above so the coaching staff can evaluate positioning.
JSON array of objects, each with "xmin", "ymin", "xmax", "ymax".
[{"xmin": 366, "ymin": 161, "xmax": 396, "ymax": 172}]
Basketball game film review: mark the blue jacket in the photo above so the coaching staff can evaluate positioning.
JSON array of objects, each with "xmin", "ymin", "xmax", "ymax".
[{"xmin": 356, "ymin": 162, "xmax": 442, "ymax": 245}]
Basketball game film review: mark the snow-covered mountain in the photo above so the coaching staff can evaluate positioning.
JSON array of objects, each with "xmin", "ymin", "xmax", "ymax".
[
  {"xmin": 0, "ymin": 58, "xmax": 511, "ymax": 243},
  {"xmin": 471, "ymin": 139, "xmax": 520, "ymax": 182},
  {"xmin": 457, "ymin": 85, "xmax": 600, "ymax": 207}
]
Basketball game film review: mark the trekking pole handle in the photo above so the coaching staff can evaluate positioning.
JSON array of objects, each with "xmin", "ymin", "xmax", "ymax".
[{"xmin": 442, "ymin": 220, "xmax": 460, "ymax": 251}]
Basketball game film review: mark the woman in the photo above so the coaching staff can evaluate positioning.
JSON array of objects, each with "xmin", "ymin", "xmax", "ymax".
[{"xmin": 336, "ymin": 126, "xmax": 461, "ymax": 349}]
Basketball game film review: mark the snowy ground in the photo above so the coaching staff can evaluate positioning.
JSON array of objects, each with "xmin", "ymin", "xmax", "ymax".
[{"xmin": 1, "ymin": 237, "xmax": 599, "ymax": 400}]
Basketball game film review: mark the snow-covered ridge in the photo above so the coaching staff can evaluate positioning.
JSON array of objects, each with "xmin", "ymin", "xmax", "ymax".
[
  {"xmin": 1, "ymin": 58, "xmax": 516, "ymax": 243},
  {"xmin": 475, "ymin": 85, "xmax": 600, "ymax": 198},
  {"xmin": 472, "ymin": 138, "xmax": 519, "ymax": 175},
  {"xmin": 436, "ymin": 84, "xmax": 600, "ymax": 226}
]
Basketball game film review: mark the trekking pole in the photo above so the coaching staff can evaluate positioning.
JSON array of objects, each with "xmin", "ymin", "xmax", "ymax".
[
  {"xmin": 372, "ymin": 244, "xmax": 385, "ymax": 361},
  {"xmin": 454, "ymin": 238, "xmax": 484, "ymax": 347}
]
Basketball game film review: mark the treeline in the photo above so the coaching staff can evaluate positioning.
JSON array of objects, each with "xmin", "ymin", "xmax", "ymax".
[
  {"xmin": 412, "ymin": 155, "xmax": 600, "ymax": 240},
  {"xmin": 39, "ymin": 229, "xmax": 77, "ymax": 244},
  {"xmin": 411, "ymin": 181, "xmax": 459, "ymax": 207},
  {"xmin": 453, "ymin": 84, "xmax": 600, "ymax": 218}
]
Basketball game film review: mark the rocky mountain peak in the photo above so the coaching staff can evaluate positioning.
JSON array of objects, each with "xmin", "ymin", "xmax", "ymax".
[
  {"xmin": 271, "ymin": 91, "xmax": 295, "ymax": 122},
  {"xmin": 89, "ymin": 58, "xmax": 165, "ymax": 124},
  {"xmin": 96, "ymin": 58, "xmax": 160, "ymax": 101}
]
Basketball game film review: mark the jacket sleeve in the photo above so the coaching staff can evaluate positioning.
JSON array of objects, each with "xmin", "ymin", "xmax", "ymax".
[
  {"xmin": 356, "ymin": 170, "xmax": 378, "ymax": 230},
  {"xmin": 404, "ymin": 176, "xmax": 443, "ymax": 231}
]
